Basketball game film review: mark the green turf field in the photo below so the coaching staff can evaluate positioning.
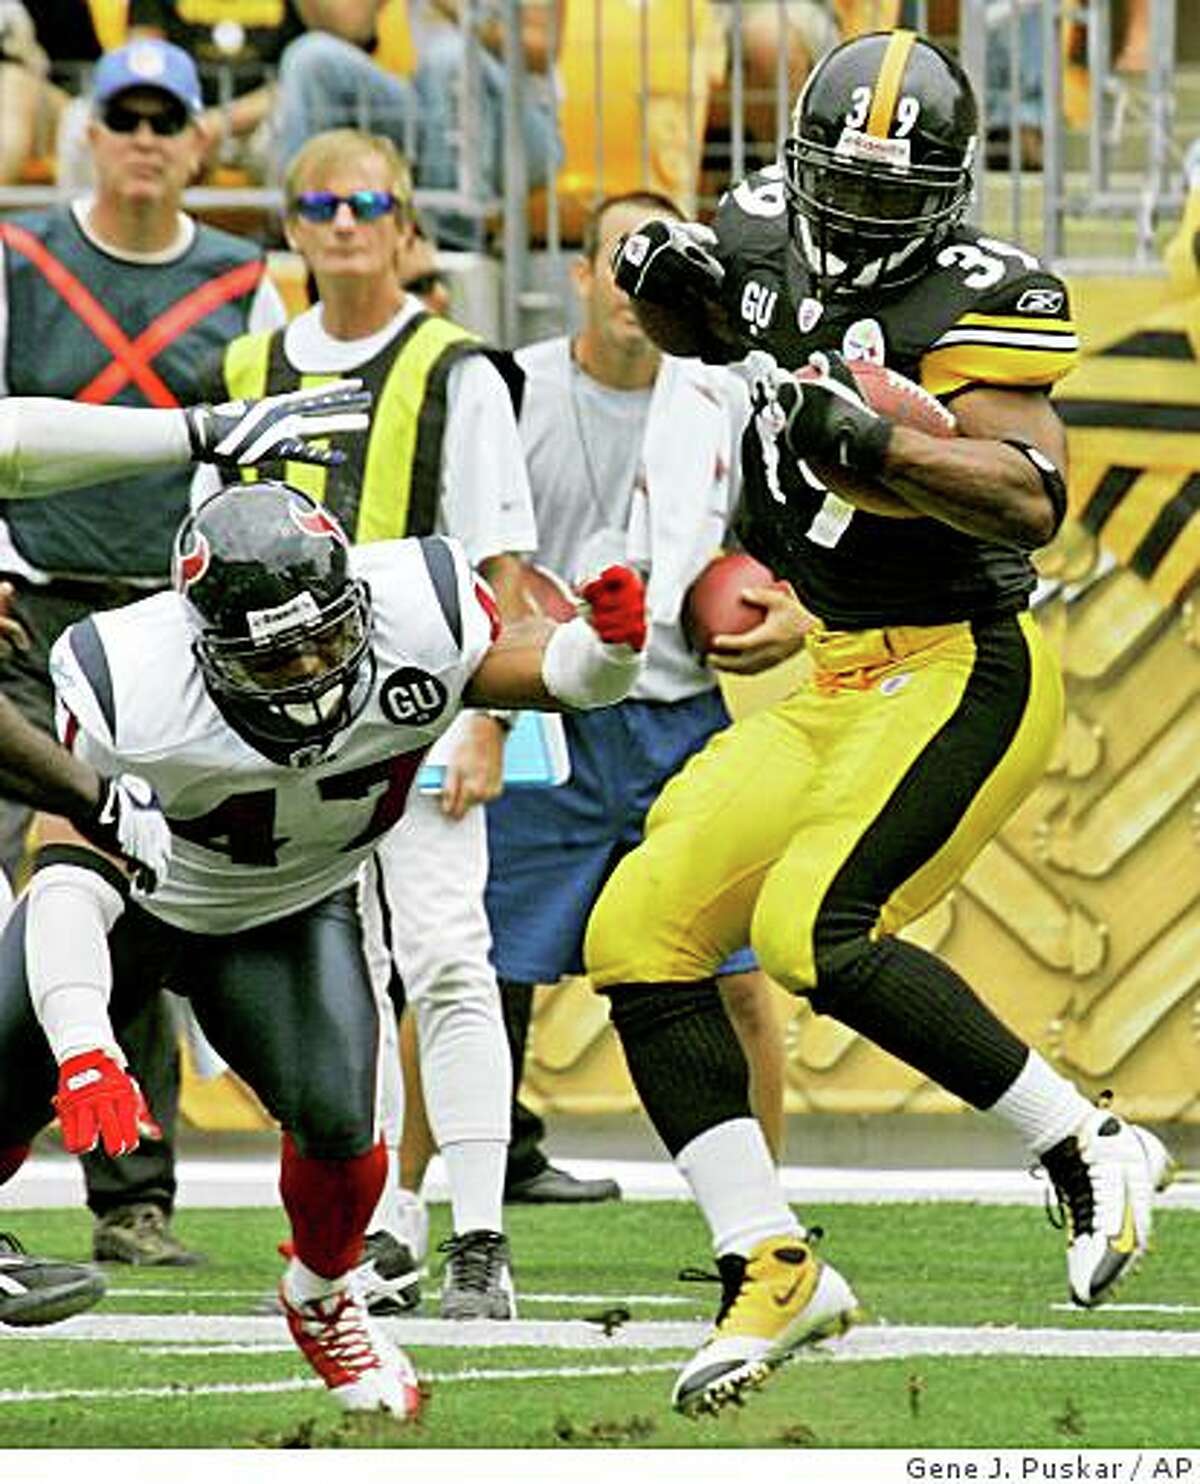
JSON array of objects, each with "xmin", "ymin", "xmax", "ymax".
[{"xmin": 1, "ymin": 1201, "xmax": 1197, "ymax": 1450}]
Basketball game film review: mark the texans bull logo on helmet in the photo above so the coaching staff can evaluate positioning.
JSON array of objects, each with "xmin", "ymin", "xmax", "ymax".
[
  {"xmin": 173, "ymin": 529, "xmax": 211, "ymax": 591},
  {"xmin": 290, "ymin": 497, "xmax": 349, "ymax": 546}
]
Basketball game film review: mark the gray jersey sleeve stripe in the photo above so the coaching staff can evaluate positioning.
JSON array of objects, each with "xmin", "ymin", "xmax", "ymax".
[
  {"xmin": 418, "ymin": 535, "xmax": 463, "ymax": 649},
  {"xmin": 67, "ymin": 617, "xmax": 116, "ymax": 740}
]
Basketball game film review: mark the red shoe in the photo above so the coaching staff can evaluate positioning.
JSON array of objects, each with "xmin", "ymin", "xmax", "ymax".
[{"xmin": 280, "ymin": 1279, "xmax": 421, "ymax": 1418}]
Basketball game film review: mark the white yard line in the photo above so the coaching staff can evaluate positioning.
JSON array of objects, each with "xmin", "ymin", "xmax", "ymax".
[
  {"xmin": 4, "ymin": 1315, "xmax": 1200, "ymax": 1365},
  {"xmin": 3, "ymin": 1324, "xmax": 1200, "ymax": 1408},
  {"xmin": 5, "ymin": 1158, "xmax": 1198, "ymax": 1209}
]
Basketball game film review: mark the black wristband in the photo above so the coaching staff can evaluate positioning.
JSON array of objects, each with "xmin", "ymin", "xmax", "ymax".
[
  {"xmin": 1000, "ymin": 439, "xmax": 1067, "ymax": 525},
  {"xmin": 183, "ymin": 406, "xmax": 207, "ymax": 459},
  {"xmin": 849, "ymin": 415, "xmax": 895, "ymax": 478}
]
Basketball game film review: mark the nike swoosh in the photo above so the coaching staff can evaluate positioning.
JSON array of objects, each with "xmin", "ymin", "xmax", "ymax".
[
  {"xmin": 1109, "ymin": 1197, "xmax": 1137, "ymax": 1256},
  {"xmin": 772, "ymin": 1277, "xmax": 805, "ymax": 1309}
]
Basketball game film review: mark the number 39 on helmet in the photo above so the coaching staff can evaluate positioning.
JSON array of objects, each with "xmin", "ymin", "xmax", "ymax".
[
  {"xmin": 782, "ymin": 28, "xmax": 977, "ymax": 296},
  {"xmin": 172, "ymin": 481, "xmax": 375, "ymax": 767}
]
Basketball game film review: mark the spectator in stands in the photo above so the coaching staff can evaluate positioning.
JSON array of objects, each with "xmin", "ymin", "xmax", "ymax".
[
  {"xmin": 194, "ymin": 128, "xmax": 535, "ymax": 1319},
  {"xmin": 706, "ymin": 0, "xmax": 840, "ymax": 173},
  {"xmin": 485, "ymin": 191, "xmax": 789, "ymax": 1202},
  {"xmin": 126, "ymin": 0, "xmax": 306, "ymax": 184},
  {"xmin": 0, "ymin": 37, "xmax": 287, "ymax": 1266},
  {"xmin": 0, "ymin": 0, "xmax": 100, "ymax": 184},
  {"xmin": 984, "ymin": 0, "xmax": 1043, "ymax": 171},
  {"xmin": 274, "ymin": 0, "xmax": 564, "ymax": 248}
]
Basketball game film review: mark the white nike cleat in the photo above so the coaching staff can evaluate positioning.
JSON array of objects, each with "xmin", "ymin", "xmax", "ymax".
[{"xmin": 1041, "ymin": 1103, "xmax": 1173, "ymax": 1308}]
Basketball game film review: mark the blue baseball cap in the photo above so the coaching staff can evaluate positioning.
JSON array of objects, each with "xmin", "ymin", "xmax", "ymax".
[{"xmin": 92, "ymin": 39, "xmax": 203, "ymax": 116}]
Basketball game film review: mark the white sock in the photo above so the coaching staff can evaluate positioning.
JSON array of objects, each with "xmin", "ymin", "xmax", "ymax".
[
  {"xmin": 676, "ymin": 1118, "xmax": 801, "ymax": 1258},
  {"xmin": 989, "ymin": 1052, "xmax": 1093, "ymax": 1156},
  {"xmin": 394, "ymin": 1188, "xmax": 430, "ymax": 1264},
  {"xmin": 441, "ymin": 1139, "xmax": 506, "ymax": 1235},
  {"xmin": 283, "ymin": 1256, "xmax": 344, "ymax": 1306}
]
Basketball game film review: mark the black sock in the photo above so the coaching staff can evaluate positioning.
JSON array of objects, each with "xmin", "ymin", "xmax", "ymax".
[
  {"xmin": 604, "ymin": 980, "xmax": 751, "ymax": 1157},
  {"xmin": 811, "ymin": 937, "xmax": 1027, "ymax": 1109}
]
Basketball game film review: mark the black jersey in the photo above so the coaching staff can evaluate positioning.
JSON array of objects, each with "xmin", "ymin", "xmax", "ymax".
[{"xmin": 710, "ymin": 164, "xmax": 1080, "ymax": 629}]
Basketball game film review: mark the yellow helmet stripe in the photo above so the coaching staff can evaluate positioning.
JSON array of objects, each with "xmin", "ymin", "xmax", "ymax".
[{"xmin": 866, "ymin": 29, "xmax": 917, "ymax": 138}]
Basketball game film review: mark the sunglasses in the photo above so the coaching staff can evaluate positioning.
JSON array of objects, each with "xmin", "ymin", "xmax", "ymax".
[
  {"xmin": 292, "ymin": 190, "xmax": 399, "ymax": 223},
  {"xmin": 101, "ymin": 100, "xmax": 191, "ymax": 137}
]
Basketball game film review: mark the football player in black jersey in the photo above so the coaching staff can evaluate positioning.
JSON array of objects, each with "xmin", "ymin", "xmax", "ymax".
[{"xmin": 587, "ymin": 28, "xmax": 1174, "ymax": 1419}]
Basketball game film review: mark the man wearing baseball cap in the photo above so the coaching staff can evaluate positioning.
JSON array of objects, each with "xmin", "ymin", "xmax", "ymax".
[
  {"xmin": 90, "ymin": 36, "xmax": 204, "ymax": 120},
  {"xmin": 0, "ymin": 33, "xmax": 287, "ymax": 1266}
]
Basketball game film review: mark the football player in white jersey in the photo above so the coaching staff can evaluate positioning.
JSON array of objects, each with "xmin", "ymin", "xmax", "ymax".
[
  {"xmin": 0, "ymin": 479, "xmax": 646, "ymax": 1419},
  {"xmin": 0, "ymin": 379, "xmax": 367, "ymax": 1327},
  {"xmin": 0, "ymin": 379, "xmax": 370, "ymax": 499}
]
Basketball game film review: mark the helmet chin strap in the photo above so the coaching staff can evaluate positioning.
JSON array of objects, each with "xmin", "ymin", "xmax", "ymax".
[
  {"xmin": 799, "ymin": 215, "xmax": 931, "ymax": 295},
  {"xmin": 282, "ymin": 682, "xmax": 346, "ymax": 728}
]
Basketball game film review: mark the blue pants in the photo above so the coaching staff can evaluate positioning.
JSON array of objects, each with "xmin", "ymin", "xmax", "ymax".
[{"xmin": 485, "ymin": 690, "xmax": 757, "ymax": 985}]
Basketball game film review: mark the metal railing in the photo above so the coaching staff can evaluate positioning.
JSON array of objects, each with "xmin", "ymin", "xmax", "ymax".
[
  {"xmin": 959, "ymin": 0, "xmax": 1183, "ymax": 266},
  {"xmin": 1, "ymin": 1, "xmax": 1191, "ymax": 344}
]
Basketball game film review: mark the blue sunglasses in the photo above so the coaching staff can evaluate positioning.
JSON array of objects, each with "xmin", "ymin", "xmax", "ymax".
[{"xmin": 292, "ymin": 190, "xmax": 399, "ymax": 223}]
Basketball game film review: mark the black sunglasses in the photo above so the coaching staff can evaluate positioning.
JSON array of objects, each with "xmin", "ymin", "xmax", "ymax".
[
  {"xmin": 101, "ymin": 100, "xmax": 191, "ymax": 137},
  {"xmin": 292, "ymin": 190, "xmax": 399, "ymax": 223}
]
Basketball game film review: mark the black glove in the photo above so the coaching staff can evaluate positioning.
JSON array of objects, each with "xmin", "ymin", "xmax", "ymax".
[
  {"xmin": 780, "ymin": 352, "xmax": 893, "ymax": 476},
  {"xmin": 611, "ymin": 218, "xmax": 725, "ymax": 307},
  {"xmin": 184, "ymin": 379, "xmax": 372, "ymax": 469},
  {"xmin": 74, "ymin": 774, "xmax": 172, "ymax": 894}
]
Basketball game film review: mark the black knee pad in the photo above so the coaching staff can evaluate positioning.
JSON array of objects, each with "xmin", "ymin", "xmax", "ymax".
[
  {"xmin": 602, "ymin": 980, "xmax": 751, "ymax": 1157},
  {"xmin": 808, "ymin": 933, "xmax": 885, "ymax": 1015}
]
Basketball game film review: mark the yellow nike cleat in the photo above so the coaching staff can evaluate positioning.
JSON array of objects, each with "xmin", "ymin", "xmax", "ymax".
[
  {"xmin": 672, "ymin": 1233, "xmax": 859, "ymax": 1418},
  {"xmin": 1041, "ymin": 1103, "xmax": 1174, "ymax": 1308}
]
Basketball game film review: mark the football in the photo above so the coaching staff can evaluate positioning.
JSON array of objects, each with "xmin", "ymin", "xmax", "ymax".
[
  {"xmin": 796, "ymin": 359, "xmax": 957, "ymax": 518},
  {"xmin": 520, "ymin": 562, "xmax": 578, "ymax": 622},
  {"xmin": 682, "ymin": 551, "xmax": 778, "ymax": 655}
]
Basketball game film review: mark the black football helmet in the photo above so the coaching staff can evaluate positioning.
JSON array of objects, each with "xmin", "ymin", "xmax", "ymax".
[
  {"xmin": 782, "ymin": 28, "xmax": 977, "ymax": 295},
  {"xmin": 172, "ymin": 481, "xmax": 374, "ymax": 766}
]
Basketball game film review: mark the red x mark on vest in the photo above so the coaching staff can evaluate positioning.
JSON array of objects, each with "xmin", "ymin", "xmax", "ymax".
[{"xmin": 0, "ymin": 222, "xmax": 264, "ymax": 408}]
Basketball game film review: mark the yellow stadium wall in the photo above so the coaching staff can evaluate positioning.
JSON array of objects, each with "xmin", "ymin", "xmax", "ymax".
[{"xmin": 184, "ymin": 269, "xmax": 1200, "ymax": 1132}]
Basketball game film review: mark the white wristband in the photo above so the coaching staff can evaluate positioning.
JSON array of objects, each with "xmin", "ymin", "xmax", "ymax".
[
  {"xmin": 541, "ymin": 616, "xmax": 643, "ymax": 708},
  {"xmin": 25, "ymin": 864, "xmax": 126, "ymax": 1065}
]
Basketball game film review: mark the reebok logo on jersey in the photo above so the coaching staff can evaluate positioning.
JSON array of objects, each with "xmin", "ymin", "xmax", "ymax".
[
  {"xmin": 1015, "ymin": 287, "xmax": 1065, "ymax": 315},
  {"xmin": 379, "ymin": 668, "xmax": 448, "ymax": 727}
]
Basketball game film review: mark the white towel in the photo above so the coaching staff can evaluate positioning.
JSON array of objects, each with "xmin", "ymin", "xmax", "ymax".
[{"xmin": 638, "ymin": 357, "xmax": 744, "ymax": 626}]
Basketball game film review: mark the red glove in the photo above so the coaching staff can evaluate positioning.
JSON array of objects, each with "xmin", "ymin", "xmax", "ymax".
[
  {"xmin": 54, "ymin": 1050, "xmax": 161, "ymax": 1157},
  {"xmin": 578, "ymin": 565, "xmax": 647, "ymax": 652}
]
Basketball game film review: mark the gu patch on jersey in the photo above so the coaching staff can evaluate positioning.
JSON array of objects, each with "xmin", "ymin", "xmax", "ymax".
[{"xmin": 379, "ymin": 667, "xmax": 448, "ymax": 727}]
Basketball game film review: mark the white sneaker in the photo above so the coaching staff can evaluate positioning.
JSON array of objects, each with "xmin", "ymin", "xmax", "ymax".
[
  {"xmin": 672, "ymin": 1233, "xmax": 859, "ymax": 1417},
  {"xmin": 280, "ymin": 1278, "xmax": 421, "ymax": 1418},
  {"xmin": 351, "ymin": 1231, "xmax": 421, "ymax": 1316},
  {"xmin": 1041, "ymin": 1105, "xmax": 1173, "ymax": 1308}
]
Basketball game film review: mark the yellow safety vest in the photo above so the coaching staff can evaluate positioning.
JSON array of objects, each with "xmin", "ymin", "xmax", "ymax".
[{"xmin": 220, "ymin": 312, "xmax": 488, "ymax": 543}]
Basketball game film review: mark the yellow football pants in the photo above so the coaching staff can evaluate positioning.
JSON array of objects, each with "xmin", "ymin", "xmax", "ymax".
[{"xmin": 585, "ymin": 610, "xmax": 1063, "ymax": 995}]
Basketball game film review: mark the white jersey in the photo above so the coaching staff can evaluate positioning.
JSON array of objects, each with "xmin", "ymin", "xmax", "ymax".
[{"xmin": 49, "ymin": 537, "xmax": 495, "ymax": 935}]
